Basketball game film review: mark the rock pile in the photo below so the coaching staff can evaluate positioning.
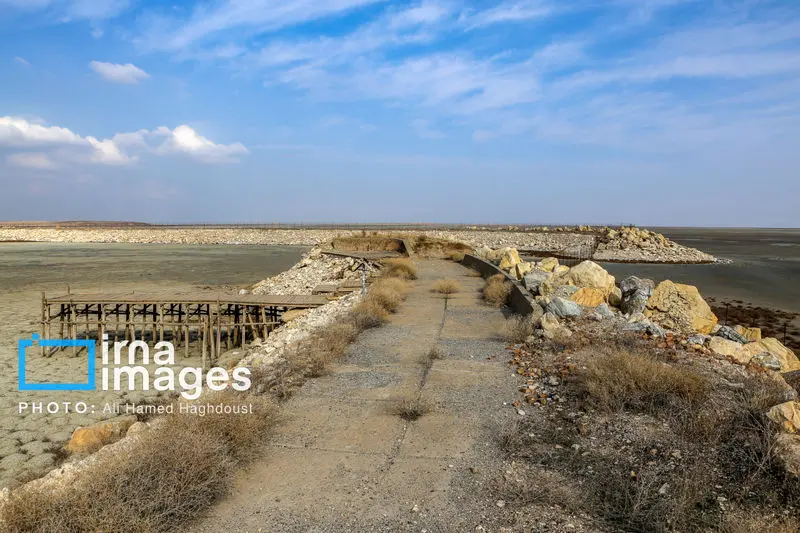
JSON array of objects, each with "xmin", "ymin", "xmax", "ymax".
[
  {"xmin": 478, "ymin": 245, "xmax": 800, "ymax": 376},
  {"xmin": 250, "ymin": 247, "xmax": 367, "ymax": 295},
  {"xmin": 594, "ymin": 227, "xmax": 715, "ymax": 263}
]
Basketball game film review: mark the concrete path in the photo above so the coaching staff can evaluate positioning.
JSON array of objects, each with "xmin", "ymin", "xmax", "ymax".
[{"xmin": 189, "ymin": 260, "xmax": 520, "ymax": 532}]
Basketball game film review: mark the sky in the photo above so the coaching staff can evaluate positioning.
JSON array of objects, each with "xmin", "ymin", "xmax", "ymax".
[{"xmin": 0, "ymin": 0, "xmax": 799, "ymax": 226}]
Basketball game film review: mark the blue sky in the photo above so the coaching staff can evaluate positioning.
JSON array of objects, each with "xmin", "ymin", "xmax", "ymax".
[{"xmin": 1, "ymin": 0, "xmax": 799, "ymax": 226}]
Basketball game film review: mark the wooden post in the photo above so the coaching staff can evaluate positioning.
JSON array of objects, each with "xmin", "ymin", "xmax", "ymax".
[
  {"xmin": 201, "ymin": 318, "xmax": 207, "ymax": 370},
  {"xmin": 40, "ymin": 292, "xmax": 46, "ymax": 356}
]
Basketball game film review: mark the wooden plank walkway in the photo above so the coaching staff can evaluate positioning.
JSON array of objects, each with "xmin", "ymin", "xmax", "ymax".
[{"xmin": 45, "ymin": 292, "xmax": 327, "ymax": 307}]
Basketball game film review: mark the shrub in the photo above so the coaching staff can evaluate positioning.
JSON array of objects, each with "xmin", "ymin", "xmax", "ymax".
[
  {"xmin": 483, "ymin": 274, "xmax": 512, "ymax": 307},
  {"xmin": 349, "ymin": 300, "xmax": 390, "ymax": 330},
  {"xmin": 504, "ymin": 314, "xmax": 533, "ymax": 343},
  {"xmin": 392, "ymin": 395, "xmax": 431, "ymax": 421},
  {"xmin": 585, "ymin": 351, "xmax": 709, "ymax": 412},
  {"xmin": 445, "ymin": 251, "xmax": 465, "ymax": 262},
  {"xmin": 382, "ymin": 258, "xmax": 418, "ymax": 280},
  {"xmin": 433, "ymin": 279, "xmax": 460, "ymax": 295},
  {"xmin": 1, "ymin": 394, "xmax": 277, "ymax": 533}
]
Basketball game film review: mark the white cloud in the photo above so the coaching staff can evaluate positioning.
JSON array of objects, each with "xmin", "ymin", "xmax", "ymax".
[
  {"xmin": 7, "ymin": 152, "xmax": 57, "ymax": 169},
  {"xmin": 0, "ymin": 116, "xmax": 85, "ymax": 146},
  {"xmin": 157, "ymin": 125, "xmax": 249, "ymax": 162},
  {"xmin": 1, "ymin": 117, "xmax": 248, "ymax": 167},
  {"xmin": 13, "ymin": 56, "xmax": 30, "ymax": 66},
  {"xmin": 461, "ymin": 1, "xmax": 553, "ymax": 29},
  {"xmin": 89, "ymin": 61, "xmax": 150, "ymax": 84}
]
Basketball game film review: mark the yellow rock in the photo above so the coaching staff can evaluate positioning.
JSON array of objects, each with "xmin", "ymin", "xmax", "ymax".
[
  {"xmin": 539, "ymin": 257, "xmax": 559, "ymax": 272},
  {"xmin": 553, "ymin": 261, "xmax": 616, "ymax": 297},
  {"xmin": 734, "ymin": 325, "xmax": 762, "ymax": 341},
  {"xmin": 499, "ymin": 248, "xmax": 522, "ymax": 271},
  {"xmin": 570, "ymin": 287, "xmax": 606, "ymax": 307},
  {"xmin": 67, "ymin": 415, "xmax": 137, "ymax": 454},
  {"xmin": 514, "ymin": 262, "xmax": 532, "ymax": 280},
  {"xmin": 760, "ymin": 338, "xmax": 800, "ymax": 372},
  {"xmin": 553, "ymin": 265, "xmax": 570, "ymax": 275},
  {"xmin": 709, "ymin": 337, "xmax": 752, "ymax": 365},
  {"xmin": 768, "ymin": 401, "xmax": 800, "ymax": 433},
  {"xmin": 644, "ymin": 280, "xmax": 717, "ymax": 334}
]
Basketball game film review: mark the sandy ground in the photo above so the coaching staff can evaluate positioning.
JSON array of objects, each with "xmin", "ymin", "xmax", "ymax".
[{"xmin": 187, "ymin": 260, "xmax": 529, "ymax": 532}]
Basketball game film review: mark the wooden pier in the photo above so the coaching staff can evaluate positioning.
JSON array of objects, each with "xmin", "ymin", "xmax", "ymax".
[{"xmin": 40, "ymin": 290, "xmax": 328, "ymax": 367}]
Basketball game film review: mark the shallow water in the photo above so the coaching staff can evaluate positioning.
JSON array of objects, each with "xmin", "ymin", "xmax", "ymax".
[{"xmin": 0, "ymin": 243, "xmax": 307, "ymax": 489}]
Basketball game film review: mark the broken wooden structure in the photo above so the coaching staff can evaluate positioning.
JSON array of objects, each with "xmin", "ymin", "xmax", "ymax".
[{"xmin": 40, "ymin": 290, "xmax": 327, "ymax": 367}]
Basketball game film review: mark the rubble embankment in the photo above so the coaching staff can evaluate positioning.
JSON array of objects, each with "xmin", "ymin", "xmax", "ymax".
[{"xmin": 0, "ymin": 226, "xmax": 716, "ymax": 263}]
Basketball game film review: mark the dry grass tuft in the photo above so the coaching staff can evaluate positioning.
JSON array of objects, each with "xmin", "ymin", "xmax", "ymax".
[
  {"xmin": 504, "ymin": 314, "xmax": 534, "ymax": 343},
  {"xmin": 348, "ymin": 300, "xmax": 390, "ymax": 330},
  {"xmin": 483, "ymin": 273, "xmax": 512, "ymax": 307},
  {"xmin": 391, "ymin": 394, "xmax": 431, "ymax": 421},
  {"xmin": 2, "ymin": 394, "xmax": 278, "ymax": 533},
  {"xmin": 433, "ymin": 279, "xmax": 461, "ymax": 295},
  {"xmin": 585, "ymin": 351, "xmax": 709, "ymax": 412},
  {"xmin": 445, "ymin": 251, "xmax": 466, "ymax": 262},
  {"xmin": 419, "ymin": 346, "xmax": 442, "ymax": 371},
  {"xmin": 382, "ymin": 258, "xmax": 418, "ymax": 280}
]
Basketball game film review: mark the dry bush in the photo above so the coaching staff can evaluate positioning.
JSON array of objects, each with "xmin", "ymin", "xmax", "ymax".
[
  {"xmin": 445, "ymin": 251, "xmax": 466, "ymax": 262},
  {"xmin": 331, "ymin": 236, "xmax": 403, "ymax": 252},
  {"xmin": 483, "ymin": 273, "xmax": 512, "ymax": 307},
  {"xmin": 433, "ymin": 279, "xmax": 461, "ymax": 295},
  {"xmin": 408, "ymin": 235, "xmax": 472, "ymax": 258},
  {"xmin": 493, "ymin": 468, "xmax": 584, "ymax": 511},
  {"xmin": 585, "ymin": 351, "xmax": 709, "ymax": 412},
  {"xmin": 392, "ymin": 395, "xmax": 431, "ymax": 421},
  {"xmin": 349, "ymin": 299, "xmax": 390, "ymax": 330},
  {"xmin": 2, "ymin": 394, "xmax": 278, "ymax": 533},
  {"xmin": 419, "ymin": 346, "xmax": 442, "ymax": 371},
  {"xmin": 286, "ymin": 320, "xmax": 360, "ymax": 377},
  {"xmin": 382, "ymin": 258, "xmax": 418, "ymax": 280},
  {"xmin": 367, "ymin": 278, "xmax": 408, "ymax": 312},
  {"xmin": 719, "ymin": 514, "xmax": 800, "ymax": 533},
  {"xmin": 504, "ymin": 314, "xmax": 533, "ymax": 343}
]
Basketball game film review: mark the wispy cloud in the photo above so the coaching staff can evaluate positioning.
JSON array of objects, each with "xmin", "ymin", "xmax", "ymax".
[
  {"xmin": 89, "ymin": 61, "xmax": 150, "ymax": 84},
  {"xmin": 13, "ymin": 56, "xmax": 30, "ymax": 66},
  {"xmin": 137, "ymin": 0, "xmax": 385, "ymax": 52}
]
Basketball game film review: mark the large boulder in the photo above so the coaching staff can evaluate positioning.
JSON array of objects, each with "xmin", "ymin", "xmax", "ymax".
[
  {"xmin": 499, "ymin": 248, "xmax": 522, "ymax": 271},
  {"xmin": 540, "ymin": 261, "xmax": 616, "ymax": 300},
  {"xmin": 709, "ymin": 337, "xmax": 752, "ymax": 365},
  {"xmin": 570, "ymin": 287, "xmax": 606, "ymax": 307},
  {"xmin": 768, "ymin": 401, "xmax": 800, "ymax": 433},
  {"xmin": 734, "ymin": 325, "xmax": 762, "ymax": 342},
  {"xmin": 619, "ymin": 276, "xmax": 654, "ymax": 315},
  {"xmin": 759, "ymin": 338, "xmax": 800, "ymax": 372},
  {"xmin": 547, "ymin": 297, "xmax": 582, "ymax": 318},
  {"xmin": 523, "ymin": 271, "xmax": 549, "ymax": 295},
  {"xmin": 644, "ymin": 280, "xmax": 717, "ymax": 334},
  {"xmin": 514, "ymin": 262, "xmax": 533, "ymax": 280},
  {"xmin": 539, "ymin": 257, "xmax": 559, "ymax": 272}
]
